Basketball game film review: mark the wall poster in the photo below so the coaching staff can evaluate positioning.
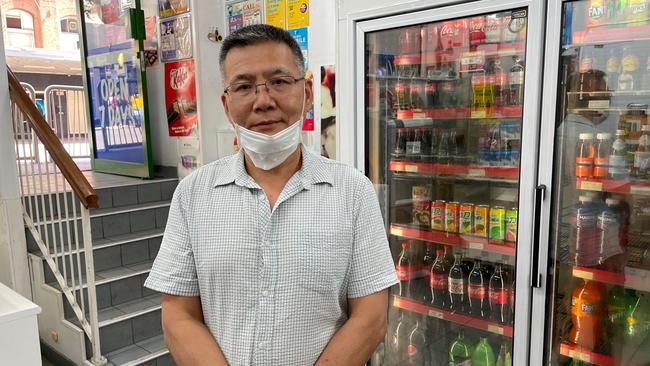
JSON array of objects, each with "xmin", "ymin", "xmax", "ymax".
[
  {"xmin": 160, "ymin": 14, "xmax": 193, "ymax": 62},
  {"xmin": 265, "ymin": 0, "xmax": 286, "ymax": 29},
  {"xmin": 158, "ymin": 0, "xmax": 190, "ymax": 18},
  {"xmin": 165, "ymin": 59, "xmax": 198, "ymax": 137},
  {"xmin": 227, "ymin": 0, "xmax": 263, "ymax": 34},
  {"xmin": 286, "ymin": 0, "xmax": 308, "ymax": 29},
  {"xmin": 320, "ymin": 65, "xmax": 336, "ymax": 159}
]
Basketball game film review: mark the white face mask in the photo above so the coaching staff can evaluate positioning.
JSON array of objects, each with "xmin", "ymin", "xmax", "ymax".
[{"xmin": 231, "ymin": 87, "xmax": 306, "ymax": 171}]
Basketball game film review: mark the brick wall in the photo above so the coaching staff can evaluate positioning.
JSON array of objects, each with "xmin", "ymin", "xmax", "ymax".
[{"xmin": 1, "ymin": 0, "xmax": 78, "ymax": 50}]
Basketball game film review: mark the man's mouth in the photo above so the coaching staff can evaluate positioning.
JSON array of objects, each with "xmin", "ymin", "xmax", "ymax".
[{"xmin": 252, "ymin": 120, "xmax": 283, "ymax": 132}]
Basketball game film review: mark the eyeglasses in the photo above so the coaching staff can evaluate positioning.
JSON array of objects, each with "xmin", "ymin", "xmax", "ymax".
[{"xmin": 224, "ymin": 75, "xmax": 305, "ymax": 103}]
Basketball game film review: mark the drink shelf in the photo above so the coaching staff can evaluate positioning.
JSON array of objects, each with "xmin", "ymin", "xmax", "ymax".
[
  {"xmin": 572, "ymin": 266, "xmax": 650, "ymax": 293},
  {"xmin": 393, "ymin": 295, "xmax": 514, "ymax": 337},
  {"xmin": 567, "ymin": 25, "xmax": 650, "ymax": 47},
  {"xmin": 389, "ymin": 160, "xmax": 520, "ymax": 180},
  {"xmin": 568, "ymin": 107, "xmax": 648, "ymax": 114},
  {"xmin": 393, "ymin": 42, "xmax": 526, "ymax": 65},
  {"xmin": 396, "ymin": 106, "xmax": 523, "ymax": 120},
  {"xmin": 576, "ymin": 178, "xmax": 650, "ymax": 195},
  {"xmin": 390, "ymin": 224, "xmax": 516, "ymax": 256},
  {"xmin": 567, "ymin": 90, "xmax": 650, "ymax": 97},
  {"xmin": 559, "ymin": 343, "xmax": 615, "ymax": 366}
]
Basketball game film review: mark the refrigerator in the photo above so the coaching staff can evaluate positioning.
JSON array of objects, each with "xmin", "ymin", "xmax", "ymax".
[
  {"xmin": 346, "ymin": 0, "xmax": 546, "ymax": 364},
  {"xmin": 532, "ymin": 1, "xmax": 650, "ymax": 366}
]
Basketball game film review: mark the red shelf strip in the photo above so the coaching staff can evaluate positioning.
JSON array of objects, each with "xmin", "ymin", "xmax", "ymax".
[
  {"xmin": 396, "ymin": 106, "xmax": 523, "ymax": 120},
  {"xmin": 571, "ymin": 25, "xmax": 650, "ymax": 46},
  {"xmin": 390, "ymin": 225, "xmax": 516, "ymax": 256},
  {"xmin": 572, "ymin": 266, "xmax": 650, "ymax": 293},
  {"xmin": 393, "ymin": 296, "xmax": 513, "ymax": 337},
  {"xmin": 559, "ymin": 343, "xmax": 615, "ymax": 366},
  {"xmin": 576, "ymin": 178, "xmax": 650, "ymax": 195},
  {"xmin": 393, "ymin": 42, "xmax": 526, "ymax": 65},
  {"xmin": 389, "ymin": 161, "xmax": 520, "ymax": 180}
]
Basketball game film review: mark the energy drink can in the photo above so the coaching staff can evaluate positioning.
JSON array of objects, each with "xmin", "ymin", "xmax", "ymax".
[
  {"xmin": 474, "ymin": 205, "xmax": 489, "ymax": 238},
  {"xmin": 445, "ymin": 202, "xmax": 460, "ymax": 233},
  {"xmin": 459, "ymin": 203, "xmax": 475, "ymax": 235},
  {"xmin": 431, "ymin": 200, "xmax": 446, "ymax": 231},
  {"xmin": 505, "ymin": 207, "xmax": 518, "ymax": 242},
  {"xmin": 489, "ymin": 206, "xmax": 506, "ymax": 241}
]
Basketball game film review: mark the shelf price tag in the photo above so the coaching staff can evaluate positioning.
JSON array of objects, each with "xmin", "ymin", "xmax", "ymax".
[
  {"xmin": 573, "ymin": 268, "xmax": 594, "ymax": 280},
  {"xmin": 588, "ymin": 100, "xmax": 610, "ymax": 109},
  {"xmin": 405, "ymin": 164, "xmax": 418, "ymax": 173},
  {"xmin": 469, "ymin": 242, "xmax": 484, "ymax": 250},
  {"xmin": 580, "ymin": 180, "xmax": 603, "ymax": 191},
  {"xmin": 631, "ymin": 185, "xmax": 650, "ymax": 196},
  {"xmin": 460, "ymin": 51, "xmax": 485, "ymax": 72},
  {"xmin": 469, "ymin": 169, "xmax": 486, "ymax": 177},
  {"xmin": 568, "ymin": 349, "xmax": 592, "ymax": 363},
  {"xmin": 392, "ymin": 227, "xmax": 404, "ymax": 237},
  {"xmin": 428, "ymin": 309, "xmax": 444, "ymax": 319},
  {"xmin": 487, "ymin": 324, "xmax": 504, "ymax": 335}
]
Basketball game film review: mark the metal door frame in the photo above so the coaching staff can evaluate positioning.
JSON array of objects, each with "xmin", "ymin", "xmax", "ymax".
[{"xmin": 353, "ymin": 1, "xmax": 547, "ymax": 364}]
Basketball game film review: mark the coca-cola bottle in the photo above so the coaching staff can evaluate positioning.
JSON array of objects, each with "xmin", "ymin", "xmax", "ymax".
[
  {"xmin": 390, "ymin": 312, "xmax": 411, "ymax": 365},
  {"xmin": 429, "ymin": 249, "xmax": 449, "ymax": 308},
  {"xmin": 468, "ymin": 260, "xmax": 489, "ymax": 318},
  {"xmin": 397, "ymin": 242, "xmax": 413, "ymax": 299},
  {"xmin": 437, "ymin": 130, "xmax": 451, "ymax": 165},
  {"xmin": 448, "ymin": 253, "xmax": 467, "ymax": 314},
  {"xmin": 508, "ymin": 55, "xmax": 525, "ymax": 106},
  {"xmin": 406, "ymin": 316, "xmax": 429, "ymax": 366},
  {"xmin": 489, "ymin": 264, "xmax": 511, "ymax": 324}
]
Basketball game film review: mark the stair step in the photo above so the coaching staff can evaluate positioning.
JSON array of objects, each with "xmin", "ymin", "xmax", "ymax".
[
  {"xmin": 91, "ymin": 201, "xmax": 171, "ymax": 218},
  {"xmin": 103, "ymin": 335, "xmax": 173, "ymax": 366}
]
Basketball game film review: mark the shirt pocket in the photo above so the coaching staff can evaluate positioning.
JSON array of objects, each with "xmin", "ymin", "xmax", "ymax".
[{"xmin": 297, "ymin": 229, "xmax": 351, "ymax": 295}]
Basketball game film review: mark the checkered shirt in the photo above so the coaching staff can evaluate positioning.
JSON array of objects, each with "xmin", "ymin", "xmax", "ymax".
[{"xmin": 144, "ymin": 146, "xmax": 398, "ymax": 366}]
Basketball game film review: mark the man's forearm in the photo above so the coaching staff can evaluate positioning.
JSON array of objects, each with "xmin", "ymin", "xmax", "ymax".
[
  {"xmin": 164, "ymin": 318, "xmax": 229, "ymax": 366},
  {"xmin": 315, "ymin": 315, "xmax": 386, "ymax": 366}
]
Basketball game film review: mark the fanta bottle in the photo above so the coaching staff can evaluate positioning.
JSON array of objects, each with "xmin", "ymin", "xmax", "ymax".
[{"xmin": 569, "ymin": 280, "xmax": 606, "ymax": 350}]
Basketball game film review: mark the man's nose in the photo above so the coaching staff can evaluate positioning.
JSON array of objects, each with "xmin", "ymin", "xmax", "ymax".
[{"xmin": 252, "ymin": 84, "xmax": 276, "ymax": 110}]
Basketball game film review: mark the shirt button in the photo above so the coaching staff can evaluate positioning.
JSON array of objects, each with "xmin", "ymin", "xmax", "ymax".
[
  {"xmin": 263, "ymin": 240, "xmax": 271, "ymax": 247},
  {"xmin": 258, "ymin": 341, "xmax": 270, "ymax": 350},
  {"xmin": 262, "ymin": 290, "xmax": 269, "ymax": 297}
]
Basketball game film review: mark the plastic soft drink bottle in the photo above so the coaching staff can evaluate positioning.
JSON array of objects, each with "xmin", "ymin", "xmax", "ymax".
[
  {"xmin": 472, "ymin": 338, "xmax": 496, "ymax": 366},
  {"xmin": 569, "ymin": 280, "xmax": 606, "ymax": 349},
  {"xmin": 605, "ymin": 286, "xmax": 637, "ymax": 354},
  {"xmin": 449, "ymin": 331, "xmax": 473, "ymax": 365},
  {"xmin": 390, "ymin": 313, "xmax": 411, "ymax": 365},
  {"xmin": 397, "ymin": 242, "xmax": 413, "ymax": 298},
  {"xmin": 496, "ymin": 343, "xmax": 512, "ymax": 366},
  {"xmin": 489, "ymin": 264, "xmax": 511, "ymax": 324},
  {"xmin": 448, "ymin": 253, "xmax": 467, "ymax": 314},
  {"xmin": 508, "ymin": 56, "xmax": 525, "ymax": 106},
  {"xmin": 597, "ymin": 198, "xmax": 625, "ymax": 268},
  {"xmin": 437, "ymin": 130, "xmax": 451, "ymax": 165},
  {"xmin": 593, "ymin": 133, "xmax": 611, "ymax": 178},
  {"xmin": 429, "ymin": 249, "xmax": 449, "ymax": 308},
  {"xmin": 609, "ymin": 129, "xmax": 630, "ymax": 179},
  {"xmin": 633, "ymin": 125, "xmax": 650, "ymax": 179},
  {"xmin": 570, "ymin": 195, "xmax": 600, "ymax": 267},
  {"xmin": 468, "ymin": 260, "xmax": 489, "ymax": 318},
  {"xmin": 406, "ymin": 317, "xmax": 428, "ymax": 366},
  {"xmin": 576, "ymin": 133, "xmax": 596, "ymax": 178}
]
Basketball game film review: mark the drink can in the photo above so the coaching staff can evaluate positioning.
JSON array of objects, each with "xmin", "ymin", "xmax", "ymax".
[
  {"xmin": 505, "ymin": 207, "xmax": 518, "ymax": 242},
  {"xmin": 474, "ymin": 205, "xmax": 489, "ymax": 237},
  {"xmin": 460, "ymin": 203, "xmax": 475, "ymax": 234},
  {"xmin": 445, "ymin": 201, "xmax": 460, "ymax": 233},
  {"xmin": 412, "ymin": 185, "xmax": 431, "ymax": 226},
  {"xmin": 469, "ymin": 16, "xmax": 486, "ymax": 47},
  {"xmin": 485, "ymin": 14, "xmax": 501, "ymax": 43},
  {"xmin": 624, "ymin": 0, "xmax": 649, "ymax": 26},
  {"xmin": 489, "ymin": 206, "xmax": 506, "ymax": 241},
  {"xmin": 587, "ymin": 0, "xmax": 606, "ymax": 28},
  {"xmin": 431, "ymin": 200, "xmax": 446, "ymax": 231}
]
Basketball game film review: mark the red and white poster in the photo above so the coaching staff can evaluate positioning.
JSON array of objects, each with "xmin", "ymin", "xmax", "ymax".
[{"xmin": 165, "ymin": 60, "xmax": 198, "ymax": 137}]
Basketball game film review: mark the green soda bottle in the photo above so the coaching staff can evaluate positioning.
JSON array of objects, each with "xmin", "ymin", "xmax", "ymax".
[
  {"xmin": 472, "ymin": 337, "xmax": 496, "ymax": 366},
  {"xmin": 496, "ymin": 343, "xmax": 512, "ymax": 366},
  {"xmin": 605, "ymin": 286, "xmax": 637, "ymax": 353},
  {"xmin": 449, "ymin": 331, "xmax": 473, "ymax": 365}
]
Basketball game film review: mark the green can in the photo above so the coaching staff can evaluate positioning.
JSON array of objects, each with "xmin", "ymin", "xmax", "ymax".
[
  {"xmin": 505, "ymin": 207, "xmax": 518, "ymax": 242},
  {"xmin": 489, "ymin": 206, "xmax": 506, "ymax": 241}
]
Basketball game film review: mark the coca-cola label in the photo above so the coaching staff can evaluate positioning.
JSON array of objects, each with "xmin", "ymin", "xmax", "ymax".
[
  {"xmin": 489, "ymin": 289, "xmax": 508, "ymax": 305},
  {"xmin": 448, "ymin": 278, "xmax": 465, "ymax": 295},
  {"xmin": 407, "ymin": 344, "xmax": 417, "ymax": 357},
  {"xmin": 430, "ymin": 273, "xmax": 447, "ymax": 290},
  {"xmin": 468, "ymin": 284, "xmax": 487, "ymax": 299},
  {"xmin": 396, "ymin": 265, "xmax": 417, "ymax": 280}
]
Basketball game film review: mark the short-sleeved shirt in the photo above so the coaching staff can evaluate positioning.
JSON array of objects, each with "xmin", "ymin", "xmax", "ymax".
[{"xmin": 144, "ymin": 145, "xmax": 398, "ymax": 366}]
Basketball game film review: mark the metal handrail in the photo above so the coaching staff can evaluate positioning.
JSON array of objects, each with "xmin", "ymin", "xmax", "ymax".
[
  {"xmin": 7, "ymin": 66, "xmax": 106, "ymax": 366},
  {"xmin": 43, "ymin": 84, "xmax": 91, "ymax": 159}
]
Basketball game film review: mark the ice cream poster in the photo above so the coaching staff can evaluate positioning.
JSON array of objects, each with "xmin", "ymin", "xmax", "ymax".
[{"xmin": 165, "ymin": 60, "xmax": 198, "ymax": 137}]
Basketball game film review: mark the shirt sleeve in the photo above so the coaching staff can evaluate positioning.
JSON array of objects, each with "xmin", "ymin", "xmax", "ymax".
[
  {"xmin": 144, "ymin": 180, "xmax": 200, "ymax": 296},
  {"xmin": 347, "ymin": 176, "xmax": 399, "ymax": 299}
]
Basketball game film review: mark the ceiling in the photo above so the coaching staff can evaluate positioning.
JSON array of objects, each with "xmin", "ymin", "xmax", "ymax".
[{"xmin": 5, "ymin": 47, "xmax": 82, "ymax": 75}]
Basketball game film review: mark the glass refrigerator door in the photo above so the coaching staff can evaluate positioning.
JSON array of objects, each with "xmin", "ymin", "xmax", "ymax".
[
  {"xmin": 544, "ymin": 1, "xmax": 650, "ymax": 365},
  {"xmin": 365, "ymin": 8, "xmax": 529, "ymax": 366}
]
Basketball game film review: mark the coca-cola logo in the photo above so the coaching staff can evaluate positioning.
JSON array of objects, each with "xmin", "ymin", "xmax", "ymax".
[
  {"xmin": 169, "ymin": 66, "xmax": 190, "ymax": 90},
  {"xmin": 470, "ymin": 22, "xmax": 484, "ymax": 32},
  {"xmin": 440, "ymin": 25, "xmax": 456, "ymax": 36}
]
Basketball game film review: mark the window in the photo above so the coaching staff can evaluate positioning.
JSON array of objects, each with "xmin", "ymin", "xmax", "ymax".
[
  {"xmin": 60, "ymin": 18, "xmax": 78, "ymax": 33},
  {"xmin": 60, "ymin": 17, "xmax": 80, "ymax": 51},
  {"xmin": 5, "ymin": 9, "xmax": 35, "ymax": 48}
]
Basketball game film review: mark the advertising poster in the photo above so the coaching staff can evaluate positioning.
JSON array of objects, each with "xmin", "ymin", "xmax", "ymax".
[
  {"xmin": 226, "ymin": 2, "xmax": 244, "ymax": 33},
  {"xmin": 158, "ymin": 0, "xmax": 190, "ymax": 18},
  {"xmin": 265, "ymin": 0, "xmax": 286, "ymax": 29},
  {"xmin": 160, "ymin": 14, "xmax": 193, "ymax": 62},
  {"xmin": 287, "ymin": 0, "xmax": 309, "ymax": 29},
  {"xmin": 242, "ymin": 0, "xmax": 263, "ymax": 27},
  {"xmin": 144, "ymin": 16, "xmax": 159, "ymax": 67},
  {"xmin": 165, "ymin": 60, "xmax": 198, "ymax": 137},
  {"xmin": 177, "ymin": 137, "xmax": 201, "ymax": 178},
  {"xmin": 288, "ymin": 27, "xmax": 308, "ymax": 69},
  {"xmin": 87, "ymin": 52, "xmax": 145, "ymax": 163},
  {"xmin": 320, "ymin": 65, "xmax": 336, "ymax": 159}
]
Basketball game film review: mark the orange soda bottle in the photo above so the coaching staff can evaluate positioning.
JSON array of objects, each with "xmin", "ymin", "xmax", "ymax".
[
  {"xmin": 576, "ymin": 133, "xmax": 596, "ymax": 178},
  {"xmin": 569, "ymin": 280, "xmax": 606, "ymax": 349}
]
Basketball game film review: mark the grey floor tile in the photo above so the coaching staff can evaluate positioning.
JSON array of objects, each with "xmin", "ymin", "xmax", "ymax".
[
  {"xmin": 110, "ymin": 275, "xmax": 143, "ymax": 305},
  {"xmin": 143, "ymin": 293, "xmax": 162, "ymax": 305},
  {"xmin": 112, "ymin": 186, "xmax": 138, "ymax": 207},
  {"xmin": 155, "ymin": 207, "xmax": 170, "ymax": 228},
  {"xmin": 98, "ymin": 306, "xmax": 127, "ymax": 323},
  {"xmin": 148, "ymin": 237, "xmax": 162, "ymax": 259},
  {"xmin": 107, "ymin": 344, "xmax": 149, "ymax": 365},
  {"xmin": 102, "ymin": 213, "xmax": 131, "ymax": 238},
  {"xmin": 115, "ymin": 297, "xmax": 158, "ymax": 314},
  {"xmin": 156, "ymin": 353, "xmax": 176, "ymax": 366},
  {"xmin": 94, "ymin": 245, "xmax": 123, "ymax": 272},
  {"xmin": 130, "ymin": 209, "xmax": 157, "ymax": 233},
  {"xmin": 100, "ymin": 320, "xmax": 134, "ymax": 354},
  {"xmin": 138, "ymin": 183, "xmax": 162, "ymax": 204},
  {"xmin": 96, "ymin": 188, "xmax": 113, "ymax": 209},
  {"xmin": 122, "ymin": 240, "xmax": 150, "ymax": 266},
  {"xmin": 91, "ymin": 217, "xmax": 104, "ymax": 240},
  {"xmin": 126, "ymin": 260, "xmax": 154, "ymax": 272},
  {"xmin": 98, "ymin": 265, "xmax": 136, "ymax": 280},
  {"xmin": 136, "ymin": 334, "xmax": 166, "ymax": 353},
  {"xmin": 141, "ymin": 274, "xmax": 157, "ymax": 297},
  {"xmin": 160, "ymin": 180, "xmax": 178, "ymax": 201},
  {"xmin": 132, "ymin": 310, "xmax": 162, "ymax": 343}
]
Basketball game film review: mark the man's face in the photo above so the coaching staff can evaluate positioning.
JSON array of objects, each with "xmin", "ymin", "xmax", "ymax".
[{"xmin": 221, "ymin": 41, "xmax": 313, "ymax": 136}]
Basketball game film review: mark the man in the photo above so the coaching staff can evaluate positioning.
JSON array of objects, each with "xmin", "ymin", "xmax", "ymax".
[{"xmin": 144, "ymin": 24, "xmax": 398, "ymax": 366}]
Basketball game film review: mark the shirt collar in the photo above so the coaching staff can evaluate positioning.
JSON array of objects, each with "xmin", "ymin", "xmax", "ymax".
[{"xmin": 213, "ymin": 145, "xmax": 333, "ymax": 190}]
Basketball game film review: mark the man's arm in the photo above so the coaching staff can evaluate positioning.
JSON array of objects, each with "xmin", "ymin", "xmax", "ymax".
[
  {"xmin": 315, "ymin": 290, "xmax": 388, "ymax": 366},
  {"xmin": 162, "ymin": 294, "xmax": 229, "ymax": 366}
]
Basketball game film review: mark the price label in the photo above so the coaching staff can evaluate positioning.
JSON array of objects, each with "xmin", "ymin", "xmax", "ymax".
[
  {"xmin": 469, "ymin": 169, "xmax": 486, "ymax": 177},
  {"xmin": 405, "ymin": 165, "xmax": 418, "ymax": 173},
  {"xmin": 568, "ymin": 349, "xmax": 592, "ymax": 363},
  {"xmin": 588, "ymin": 100, "xmax": 610, "ymax": 109},
  {"xmin": 573, "ymin": 268, "xmax": 594, "ymax": 280},
  {"xmin": 428, "ymin": 310, "xmax": 444, "ymax": 319},
  {"xmin": 469, "ymin": 242, "xmax": 484, "ymax": 250},
  {"xmin": 580, "ymin": 181, "xmax": 603, "ymax": 191},
  {"xmin": 393, "ymin": 297, "xmax": 403, "ymax": 307},
  {"xmin": 487, "ymin": 325, "xmax": 504, "ymax": 335},
  {"xmin": 392, "ymin": 227, "xmax": 404, "ymax": 237},
  {"xmin": 471, "ymin": 110, "xmax": 487, "ymax": 119},
  {"xmin": 412, "ymin": 112, "xmax": 427, "ymax": 119},
  {"xmin": 460, "ymin": 51, "xmax": 485, "ymax": 72},
  {"xmin": 631, "ymin": 185, "xmax": 650, "ymax": 196}
]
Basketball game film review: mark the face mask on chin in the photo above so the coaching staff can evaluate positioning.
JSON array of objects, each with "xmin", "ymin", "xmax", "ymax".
[{"xmin": 230, "ymin": 86, "xmax": 306, "ymax": 171}]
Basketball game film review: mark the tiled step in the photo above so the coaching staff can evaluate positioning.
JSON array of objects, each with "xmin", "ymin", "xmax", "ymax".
[{"xmin": 104, "ymin": 334, "xmax": 174, "ymax": 366}]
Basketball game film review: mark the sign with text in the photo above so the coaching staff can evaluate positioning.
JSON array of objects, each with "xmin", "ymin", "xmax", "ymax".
[
  {"xmin": 265, "ymin": 0, "xmax": 286, "ymax": 29},
  {"xmin": 165, "ymin": 59, "xmax": 198, "ymax": 137}
]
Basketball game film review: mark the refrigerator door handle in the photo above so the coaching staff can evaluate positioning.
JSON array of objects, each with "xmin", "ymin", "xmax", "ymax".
[{"xmin": 530, "ymin": 184, "xmax": 546, "ymax": 288}]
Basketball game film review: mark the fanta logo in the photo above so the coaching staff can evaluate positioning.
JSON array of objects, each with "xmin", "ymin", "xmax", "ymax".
[
  {"xmin": 170, "ymin": 66, "xmax": 189, "ymax": 90},
  {"xmin": 588, "ymin": 6, "xmax": 604, "ymax": 18}
]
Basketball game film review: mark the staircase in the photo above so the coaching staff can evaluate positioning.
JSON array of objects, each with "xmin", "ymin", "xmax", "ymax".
[{"xmin": 27, "ymin": 178, "xmax": 179, "ymax": 366}]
